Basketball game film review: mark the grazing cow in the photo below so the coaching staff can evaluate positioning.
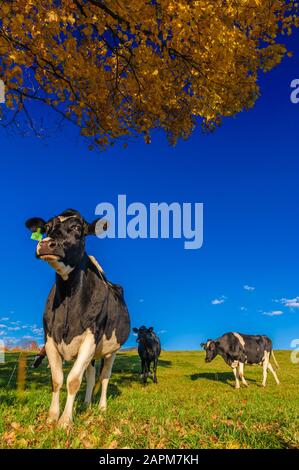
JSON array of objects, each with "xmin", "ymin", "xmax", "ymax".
[
  {"xmin": 133, "ymin": 326, "xmax": 161, "ymax": 384},
  {"xmin": 25, "ymin": 209, "xmax": 130, "ymax": 428},
  {"xmin": 201, "ymin": 332, "xmax": 280, "ymax": 388}
]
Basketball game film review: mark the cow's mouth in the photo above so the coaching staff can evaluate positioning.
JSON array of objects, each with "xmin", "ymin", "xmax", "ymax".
[{"xmin": 39, "ymin": 254, "xmax": 61, "ymax": 261}]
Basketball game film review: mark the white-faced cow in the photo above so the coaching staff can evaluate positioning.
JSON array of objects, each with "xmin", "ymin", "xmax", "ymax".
[
  {"xmin": 133, "ymin": 326, "xmax": 161, "ymax": 384},
  {"xmin": 25, "ymin": 209, "xmax": 130, "ymax": 428},
  {"xmin": 201, "ymin": 332, "xmax": 280, "ymax": 389}
]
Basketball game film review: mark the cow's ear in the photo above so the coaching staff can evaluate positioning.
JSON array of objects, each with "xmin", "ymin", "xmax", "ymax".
[
  {"xmin": 84, "ymin": 218, "xmax": 108, "ymax": 236},
  {"xmin": 148, "ymin": 327, "xmax": 154, "ymax": 333},
  {"xmin": 25, "ymin": 217, "xmax": 47, "ymax": 233},
  {"xmin": 200, "ymin": 342, "xmax": 206, "ymax": 349},
  {"xmin": 133, "ymin": 327, "xmax": 139, "ymax": 333}
]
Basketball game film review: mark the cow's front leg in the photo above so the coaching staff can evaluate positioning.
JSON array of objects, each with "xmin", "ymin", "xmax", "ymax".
[
  {"xmin": 84, "ymin": 361, "xmax": 96, "ymax": 405},
  {"xmin": 238, "ymin": 362, "xmax": 248, "ymax": 387},
  {"xmin": 45, "ymin": 337, "xmax": 63, "ymax": 423},
  {"xmin": 140, "ymin": 358, "xmax": 146, "ymax": 383},
  {"xmin": 143, "ymin": 360, "xmax": 150, "ymax": 384},
  {"xmin": 58, "ymin": 335, "xmax": 96, "ymax": 428},
  {"xmin": 232, "ymin": 366, "xmax": 240, "ymax": 389},
  {"xmin": 153, "ymin": 358, "xmax": 158, "ymax": 384},
  {"xmin": 99, "ymin": 352, "xmax": 116, "ymax": 411}
]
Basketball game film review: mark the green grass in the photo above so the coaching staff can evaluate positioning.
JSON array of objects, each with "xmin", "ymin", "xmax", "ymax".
[{"xmin": 0, "ymin": 350, "xmax": 298, "ymax": 449}]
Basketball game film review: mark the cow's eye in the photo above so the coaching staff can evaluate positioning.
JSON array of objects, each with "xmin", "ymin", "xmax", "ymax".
[
  {"xmin": 45, "ymin": 224, "xmax": 50, "ymax": 233},
  {"xmin": 72, "ymin": 225, "xmax": 81, "ymax": 232}
]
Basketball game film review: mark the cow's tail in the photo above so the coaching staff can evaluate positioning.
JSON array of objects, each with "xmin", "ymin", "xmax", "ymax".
[
  {"xmin": 271, "ymin": 350, "xmax": 280, "ymax": 369},
  {"xmin": 31, "ymin": 346, "xmax": 47, "ymax": 368},
  {"xmin": 32, "ymin": 352, "xmax": 46, "ymax": 368}
]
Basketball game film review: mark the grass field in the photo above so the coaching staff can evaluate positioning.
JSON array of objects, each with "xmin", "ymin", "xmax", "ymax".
[{"xmin": 0, "ymin": 350, "xmax": 298, "ymax": 449}]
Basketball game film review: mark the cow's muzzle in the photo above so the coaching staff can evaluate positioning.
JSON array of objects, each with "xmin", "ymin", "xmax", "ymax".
[{"xmin": 36, "ymin": 239, "xmax": 64, "ymax": 261}]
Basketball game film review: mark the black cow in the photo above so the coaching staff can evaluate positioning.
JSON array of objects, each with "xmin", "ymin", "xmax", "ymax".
[
  {"xmin": 133, "ymin": 326, "xmax": 161, "ymax": 384},
  {"xmin": 25, "ymin": 209, "xmax": 130, "ymax": 428},
  {"xmin": 201, "ymin": 332, "xmax": 280, "ymax": 388}
]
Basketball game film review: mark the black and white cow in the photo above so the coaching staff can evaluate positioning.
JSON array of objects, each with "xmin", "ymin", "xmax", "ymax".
[
  {"xmin": 25, "ymin": 209, "xmax": 130, "ymax": 428},
  {"xmin": 201, "ymin": 332, "xmax": 280, "ymax": 388},
  {"xmin": 133, "ymin": 326, "xmax": 161, "ymax": 384}
]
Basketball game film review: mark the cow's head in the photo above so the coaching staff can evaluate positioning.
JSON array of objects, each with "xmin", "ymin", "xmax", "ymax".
[
  {"xmin": 201, "ymin": 339, "xmax": 219, "ymax": 363},
  {"xmin": 133, "ymin": 326, "xmax": 154, "ymax": 345},
  {"xmin": 25, "ymin": 209, "xmax": 107, "ymax": 280}
]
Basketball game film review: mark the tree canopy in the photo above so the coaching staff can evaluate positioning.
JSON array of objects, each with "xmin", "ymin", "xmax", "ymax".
[{"xmin": 0, "ymin": 0, "xmax": 298, "ymax": 148}]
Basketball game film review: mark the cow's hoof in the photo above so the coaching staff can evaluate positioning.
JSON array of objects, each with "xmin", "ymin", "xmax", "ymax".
[
  {"xmin": 153, "ymin": 378, "xmax": 158, "ymax": 384},
  {"xmin": 47, "ymin": 415, "xmax": 59, "ymax": 425},
  {"xmin": 57, "ymin": 416, "xmax": 73, "ymax": 429},
  {"xmin": 99, "ymin": 404, "xmax": 107, "ymax": 412},
  {"xmin": 47, "ymin": 410, "xmax": 59, "ymax": 424},
  {"xmin": 235, "ymin": 386, "xmax": 240, "ymax": 389}
]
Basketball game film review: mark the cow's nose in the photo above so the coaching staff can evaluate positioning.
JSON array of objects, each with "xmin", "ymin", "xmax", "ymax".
[
  {"xmin": 37, "ymin": 238, "xmax": 61, "ymax": 257},
  {"xmin": 48, "ymin": 241, "xmax": 57, "ymax": 249}
]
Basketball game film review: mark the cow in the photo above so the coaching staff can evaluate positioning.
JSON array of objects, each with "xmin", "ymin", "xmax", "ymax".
[
  {"xmin": 201, "ymin": 332, "xmax": 280, "ymax": 389},
  {"xmin": 25, "ymin": 209, "xmax": 130, "ymax": 428},
  {"xmin": 133, "ymin": 326, "xmax": 161, "ymax": 384}
]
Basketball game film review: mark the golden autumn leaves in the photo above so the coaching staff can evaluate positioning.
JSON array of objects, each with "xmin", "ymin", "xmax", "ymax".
[{"xmin": 0, "ymin": 0, "xmax": 298, "ymax": 148}]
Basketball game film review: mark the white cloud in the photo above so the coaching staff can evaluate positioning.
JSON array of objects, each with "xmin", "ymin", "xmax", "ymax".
[
  {"xmin": 280, "ymin": 297, "xmax": 299, "ymax": 309},
  {"xmin": 211, "ymin": 296, "xmax": 227, "ymax": 305},
  {"xmin": 139, "ymin": 299, "xmax": 144, "ymax": 303},
  {"xmin": 32, "ymin": 328, "xmax": 43, "ymax": 335},
  {"xmin": 240, "ymin": 306, "xmax": 247, "ymax": 311},
  {"xmin": 0, "ymin": 316, "xmax": 45, "ymax": 348},
  {"xmin": 244, "ymin": 285, "xmax": 255, "ymax": 292},
  {"xmin": 263, "ymin": 310, "xmax": 284, "ymax": 317},
  {"xmin": 159, "ymin": 330, "xmax": 167, "ymax": 334}
]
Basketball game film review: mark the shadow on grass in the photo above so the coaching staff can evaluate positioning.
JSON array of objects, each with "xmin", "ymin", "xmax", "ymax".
[
  {"xmin": 114, "ymin": 353, "xmax": 172, "ymax": 372},
  {"xmin": 0, "ymin": 352, "xmax": 172, "ymax": 403},
  {"xmin": 190, "ymin": 372, "xmax": 258, "ymax": 387},
  {"xmin": 112, "ymin": 353, "xmax": 172, "ymax": 387},
  {"xmin": 0, "ymin": 354, "xmax": 51, "ymax": 391}
]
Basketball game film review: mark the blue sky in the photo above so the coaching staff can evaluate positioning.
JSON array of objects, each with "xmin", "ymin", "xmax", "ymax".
[{"xmin": 0, "ymin": 35, "xmax": 298, "ymax": 351}]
